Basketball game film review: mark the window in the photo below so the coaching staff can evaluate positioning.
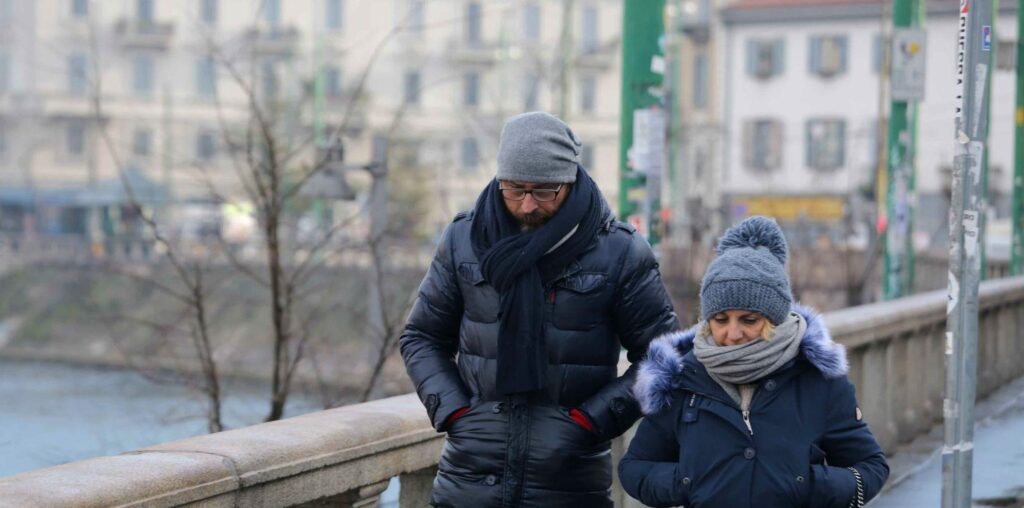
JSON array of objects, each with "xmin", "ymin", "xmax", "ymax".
[
  {"xmin": 580, "ymin": 143, "xmax": 594, "ymax": 170},
  {"xmin": 324, "ymin": 66, "xmax": 342, "ymax": 97},
  {"xmin": 742, "ymin": 118, "xmax": 783, "ymax": 171},
  {"xmin": 201, "ymin": 0, "xmax": 217, "ymax": 25},
  {"xmin": 464, "ymin": 71, "xmax": 479, "ymax": 107},
  {"xmin": 809, "ymin": 35, "xmax": 848, "ymax": 78},
  {"xmin": 196, "ymin": 130, "xmax": 217, "ymax": 161},
  {"xmin": 67, "ymin": 121, "xmax": 86, "ymax": 156},
  {"xmin": 68, "ymin": 53, "xmax": 88, "ymax": 95},
  {"xmin": 806, "ymin": 118, "xmax": 845, "ymax": 171},
  {"xmin": 264, "ymin": 0, "xmax": 281, "ymax": 29},
  {"xmin": 581, "ymin": 6, "xmax": 598, "ymax": 52},
  {"xmin": 262, "ymin": 60, "xmax": 278, "ymax": 97},
  {"xmin": 137, "ymin": 0, "xmax": 154, "ymax": 23},
  {"xmin": 133, "ymin": 54, "xmax": 154, "ymax": 96},
  {"xmin": 72, "ymin": 0, "xmax": 89, "ymax": 18},
  {"xmin": 0, "ymin": 52, "xmax": 9, "ymax": 94},
  {"xmin": 522, "ymin": 73, "xmax": 539, "ymax": 110},
  {"xmin": 466, "ymin": 2, "xmax": 481, "ymax": 46},
  {"xmin": 407, "ymin": 0, "xmax": 424, "ymax": 33},
  {"xmin": 523, "ymin": 3, "xmax": 540, "ymax": 41},
  {"xmin": 404, "ymin": 70, "xmax": 420, "ymax": 104},
  {"xmin": 196, "ymin": 57, "xmax": 216, "ymax": 97},
  {"xmin": 579, "ymin": 75, "xmax": 596, "ymax": 113},
  {"xmin": 461, "ymin": 137, "xmax": 479, "ymax": 170},
  {"xmin": 997, "ymin": 39, "xmax": 1017, "ymax": 71},
  {"xmin": 746, "ymin": 38, "xmax": 784, "ymax": 79},
  {"xmin": 132, "ymin": 128, "xmax": 151, "ymax": 157},
  {"xmin": 326, "ymin": 0, "xmax": 343, "ymax": 31},
  {"xmin": 693, "ymin": 52, "xmax": 708, "ymax": 109}
]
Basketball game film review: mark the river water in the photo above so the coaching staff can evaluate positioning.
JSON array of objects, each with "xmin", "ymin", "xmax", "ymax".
[
  {"xmin": 0, "ymin": 359, "xmax": 325, "ymax": 477},
  {"xmin": 0, "ymin": 359, "xmax": 402, "ymax": 504}
]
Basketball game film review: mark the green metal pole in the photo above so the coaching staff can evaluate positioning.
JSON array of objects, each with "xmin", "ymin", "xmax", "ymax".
[
  {"xmin": 1013, "ymin": 0, "xmax": 1024, "ymax": 275},
  {"xmin": 665, "ymin": 0, "xmax": 684, "ymax": 246},
  {"xmin": 618, "ymin": 0, "xmax": 665, "ymax": 245},
  {"xmin": 980, "ymin": 0, "xmax": 998, "ymax": 280},
  {"xmin": 882, "ymin": 0, "xmax": 920, "ymax": 300}
]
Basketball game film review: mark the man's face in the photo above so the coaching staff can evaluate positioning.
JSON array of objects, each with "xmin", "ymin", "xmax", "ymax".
[{"xmin": 499, "ymin": 180, "xmax": 571, "ymax": 230}]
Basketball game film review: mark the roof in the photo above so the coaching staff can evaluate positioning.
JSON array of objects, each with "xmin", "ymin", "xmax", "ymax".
[
  {"xmin": 721, "ymin": 0, "xmax": 1013, "ymax": 24},
  {"xmin": 728, "ymin": 0, "xmax": 879, "ymax": 10}
]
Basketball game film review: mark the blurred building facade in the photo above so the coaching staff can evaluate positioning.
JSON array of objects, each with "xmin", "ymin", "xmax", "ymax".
[
  {"xmin": 0, "ymin": 0, "xmax": 624, "ymax": 243},
  {"xmin": 673, "ymin": 0, "xmax": 1018, "ymax": 249}
]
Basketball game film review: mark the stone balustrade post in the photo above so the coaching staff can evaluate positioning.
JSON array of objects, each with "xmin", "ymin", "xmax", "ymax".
[{"xmin": 399, "ymin": 467, "xmax": 437, "ymax": 506}]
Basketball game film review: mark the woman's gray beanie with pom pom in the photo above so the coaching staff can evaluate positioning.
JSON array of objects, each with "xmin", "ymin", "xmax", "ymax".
[{"xmin": 700, "ymin": 216, "xmax": 793, "ymax": 325}]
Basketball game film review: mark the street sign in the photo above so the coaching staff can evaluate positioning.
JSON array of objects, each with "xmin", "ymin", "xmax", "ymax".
[{"xmin": 892, "ymin": 28, "xmax": 927, "ymax": 101}]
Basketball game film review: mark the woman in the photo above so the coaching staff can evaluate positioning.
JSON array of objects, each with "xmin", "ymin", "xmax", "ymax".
[{"xmin": 619, "ymin": 216, "xmax": 888, "ymax": 508}]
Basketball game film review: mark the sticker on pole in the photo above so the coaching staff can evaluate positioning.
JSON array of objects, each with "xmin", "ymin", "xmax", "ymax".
[{"xmin": 982, "ymin": 26, "xmax": 991, "ymax": 51}]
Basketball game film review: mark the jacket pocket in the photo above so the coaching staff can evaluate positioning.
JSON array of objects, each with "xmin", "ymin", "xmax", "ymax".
[
  {"xmin": 457, "ymin": 262, "xmax": 499, "ymax": 323},
  {"xmin": 551, "ymin": 272, "xmax": 609, "ymax": 330}
]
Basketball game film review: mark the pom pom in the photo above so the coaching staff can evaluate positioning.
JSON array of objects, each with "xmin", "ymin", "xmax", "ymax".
[{"xmin": 716, "ymin": 216, "xmax": 788, "ymax": 265}]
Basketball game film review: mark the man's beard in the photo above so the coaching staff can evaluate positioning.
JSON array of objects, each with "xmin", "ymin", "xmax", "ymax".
[{"xmin": 516, "ymin": 210, "xmax": 554, "ymax": 231}]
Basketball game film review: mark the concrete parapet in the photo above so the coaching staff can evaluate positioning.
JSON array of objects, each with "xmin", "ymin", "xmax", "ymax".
[{"xmin": 0, "ymin": 393, "xmax": 443, "ymax": 507}]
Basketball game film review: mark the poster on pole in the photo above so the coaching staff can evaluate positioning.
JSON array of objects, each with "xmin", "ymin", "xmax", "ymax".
[{"xmin": 632, "ymin": 108, "xmax": 665, "ymax": 175}]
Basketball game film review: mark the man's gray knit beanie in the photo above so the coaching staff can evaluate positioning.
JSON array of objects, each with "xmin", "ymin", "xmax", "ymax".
[
  {"xmin": 496, "ymin": 112, "xmax": 581, "ymax": 184},
  {"xmin": 700, "ymin": 216, "xmax": 793, "ymax": 325}
]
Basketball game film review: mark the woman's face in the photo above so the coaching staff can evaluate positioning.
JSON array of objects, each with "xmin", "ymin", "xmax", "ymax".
[{"xmin": 708, "ymin": 310, "xmax": 768, "ymax": 346}]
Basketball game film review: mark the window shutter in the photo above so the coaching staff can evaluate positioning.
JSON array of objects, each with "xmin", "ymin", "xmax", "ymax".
[
  {"xmin": 746, "ymin": 39, "xmax": 757, "ymax": 77},
  {"xmin": 774, "ymin": 39, "xmax": 785, "ymax": 75},
  {"xmin": 837, "ymin": 120, "xmax": 847, "ymax": 167},
  {"xmin": 742, "ymin": 120, "xmax": 754, "ymax": 169},
  {"xmin": 809, "ymin": 36, "xmax": 821, "ymax": 73},
  {"xmin": 770, "ymin": 120, "xmax": 783, "ymax": 170},
  {"xmin": 838, "ymin": 36, "xmax": 849, "ymax": 74},
  {"xmin": 805, "ymin": 120, "xmax": 814, "ymax": 168}
]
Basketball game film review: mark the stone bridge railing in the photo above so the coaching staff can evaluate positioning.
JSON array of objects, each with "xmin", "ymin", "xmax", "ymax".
[{"xmin": 3, "ymin": 277, "xmax": 1024, "ymax": 507}]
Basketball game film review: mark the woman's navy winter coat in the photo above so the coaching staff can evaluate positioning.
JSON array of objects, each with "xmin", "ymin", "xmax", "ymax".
[
  {"xmin": 400, "ymin": 206, "xmax": 679, "ymax": 507},
  {"xmin": 619, "ymin": 305, "xmax": 889, "ymax": 508}
]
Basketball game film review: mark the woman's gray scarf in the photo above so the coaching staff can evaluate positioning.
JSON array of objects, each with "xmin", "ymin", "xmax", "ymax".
[{"xmin": 693, "ymin": 312, "xmax": 807, "ymax": 406}]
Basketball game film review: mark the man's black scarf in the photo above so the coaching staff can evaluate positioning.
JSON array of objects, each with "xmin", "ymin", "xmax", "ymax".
[{"xmin": 470, "ymin": 166, "xmax": 605, "ymax": 395}]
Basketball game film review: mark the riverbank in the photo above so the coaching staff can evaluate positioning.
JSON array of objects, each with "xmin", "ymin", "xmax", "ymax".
[{"xmin": 0, "ymin": 263, "xmax": 418, "ymax": 402}]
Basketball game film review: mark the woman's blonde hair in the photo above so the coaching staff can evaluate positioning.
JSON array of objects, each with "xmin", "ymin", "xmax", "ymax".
[{"xmin": 699, "ymin": 313, "xmax": 776, "ymax": 341}]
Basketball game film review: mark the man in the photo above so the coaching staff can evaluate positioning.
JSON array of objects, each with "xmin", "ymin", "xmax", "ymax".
[{"xmin": 400, "ymin": 112, "xmax": 679, "ymax": 507}]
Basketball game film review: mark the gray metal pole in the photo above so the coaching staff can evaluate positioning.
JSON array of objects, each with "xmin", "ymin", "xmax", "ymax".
[{"xmin": 942, "ymin": 0, "xmax": 991, "ymax": 505}]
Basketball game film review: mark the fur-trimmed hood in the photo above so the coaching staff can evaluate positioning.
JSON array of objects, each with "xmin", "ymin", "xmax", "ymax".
[{"xmin": 633, "ymin": 303, "xmax": 847, "ymax": 415}]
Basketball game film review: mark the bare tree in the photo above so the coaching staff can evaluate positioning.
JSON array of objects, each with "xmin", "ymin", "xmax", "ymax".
[{"xmin": 83, "ymin": 18, "xmax": 225, "ymax": 431}]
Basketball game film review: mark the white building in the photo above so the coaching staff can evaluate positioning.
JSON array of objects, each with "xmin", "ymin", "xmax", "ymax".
[
  {"xmin": 0, "ymin": 0, "xmax": 624, "ymax": 238},
  {"xmin": 718, "ymin": 0, "xmax": 1018, "ymax": 246}
]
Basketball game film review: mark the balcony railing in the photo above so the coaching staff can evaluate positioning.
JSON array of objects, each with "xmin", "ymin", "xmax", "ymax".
[{"xmin": 114, "ymin": 18, "xmax": 175, "ymax": 50}]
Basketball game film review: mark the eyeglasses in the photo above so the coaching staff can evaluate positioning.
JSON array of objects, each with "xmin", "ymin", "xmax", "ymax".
[{"xmin": 499, "ymin": 184, "xmax": 563, "ymax": 202}]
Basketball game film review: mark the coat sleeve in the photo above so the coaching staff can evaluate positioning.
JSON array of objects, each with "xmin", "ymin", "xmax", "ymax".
[
  {"xmin": 809, "ymin": 376, "xmax": 890, "ymax": 508},
  {"xmin": 399, "ymin": 223, "xmax": 472, "ymax": 431},
  {"xmin": 579, "ymin": 231, "xmax": 680, "ymax": 440},
  {"xmin": 618, "ymin": 405, "xmax": 688, "ymax": 508}
]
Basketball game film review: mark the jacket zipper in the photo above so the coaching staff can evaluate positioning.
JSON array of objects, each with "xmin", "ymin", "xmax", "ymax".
[{"xmin": 740, "ymin": 387, "xmax": 760, "ymax": 436}]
